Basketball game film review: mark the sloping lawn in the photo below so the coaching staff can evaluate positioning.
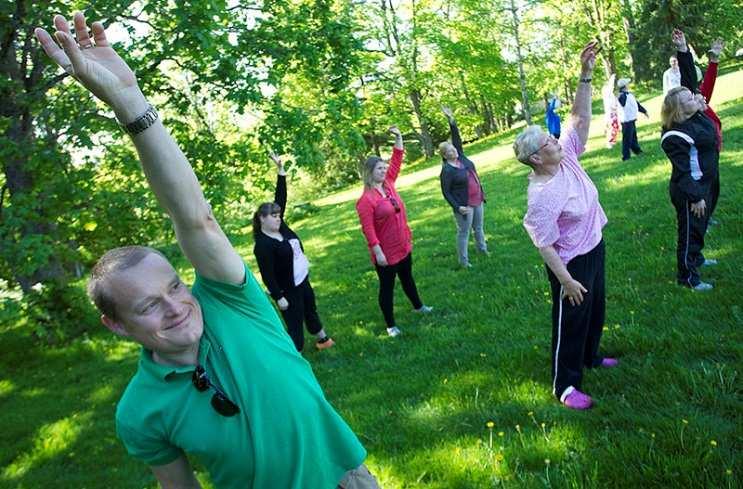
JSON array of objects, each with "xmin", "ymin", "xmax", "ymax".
[{"xmin": 1, "ymin": 72, "xmax": 741, "ymax": 488}]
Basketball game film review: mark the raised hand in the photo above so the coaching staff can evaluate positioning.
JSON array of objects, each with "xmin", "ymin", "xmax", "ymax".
[
  {"xmin": 388, "ymin": 125, "xmax": 402, "ymax": 138},
  {"xmin": 579, "ymin": 40, "xmax": 599, "ymax": 75},
  {"xmin": 672, "ymin": 29, "xmax": 688, "ymax": 52},
  {"xmin": 441, "ymin": 106, "xmax": 454, "ymax": 120},
  {"xmin": 708, "ymin": 39, "xmax": 723, "ymax": 62},
  {"xmin": 269, "ymin": 151, "xmax": 283, "ymax": 168},
  {"xmin": 35, "ymin": 13, "xmax": 146, "ymax": 122}
]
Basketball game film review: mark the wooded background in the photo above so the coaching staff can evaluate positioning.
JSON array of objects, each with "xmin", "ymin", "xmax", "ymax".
[{"xmin": 1, "ymin": 0, "xmax": 741, "ymax": 340}]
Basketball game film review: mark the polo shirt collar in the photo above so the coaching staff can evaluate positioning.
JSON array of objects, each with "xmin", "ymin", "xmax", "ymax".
[{"xmin": 138, "ymin": 336, "xmax": 212, "ymax": 381}]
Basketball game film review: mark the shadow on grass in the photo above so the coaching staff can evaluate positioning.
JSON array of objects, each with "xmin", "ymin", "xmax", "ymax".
[{"xmin": 1, "ymin": 96, "xmax": 740, "ymax": 487}]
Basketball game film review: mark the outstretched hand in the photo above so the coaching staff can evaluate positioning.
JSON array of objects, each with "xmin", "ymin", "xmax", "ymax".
[
  {"xmin": 672, "ymin": 29, "xmax": 688, "ymax": 52},
  {"xmin": 579, "ymin": 41, "xmax": 599, "ymax": 75},
  {"xmin": 35, "ymin": 13, "xmax": 145, "ymax": 120},
  {"xmin": 388, "ymin": 125, "xmax": 402, "ymax": 138},
  {"xmin": 441, "ymin": 106, "xmax": 454, "ymax": 120},
  {"xmin": 708, "ymin": 39, "xmax": 723, "ymax": 62},
  {"xmin": 269, "ymin": 151, "xmax": 283, "ymax": 168}
]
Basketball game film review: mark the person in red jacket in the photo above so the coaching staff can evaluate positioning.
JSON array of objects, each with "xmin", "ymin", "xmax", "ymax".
[
  {"xmin": 355, "ymin": 126, "xmax": 432, "ymax": 337},
  {"xmin": 672, "ymin": 29, "xmax": 723, "ymax": 223}
]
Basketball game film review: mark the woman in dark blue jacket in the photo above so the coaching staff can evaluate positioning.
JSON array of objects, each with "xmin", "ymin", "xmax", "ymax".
[
  {"xmin": 439, "ymin": 107, "xmax": 488, "ymax": 268},
  {"xmin": 253, "ymin": 152, "xmax": 335, "ymax": 350}
]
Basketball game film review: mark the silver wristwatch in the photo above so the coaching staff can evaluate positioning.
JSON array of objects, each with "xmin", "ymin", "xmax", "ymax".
[{"xmin": 121, "ymin": 105, "xmax": 159, "ymax": 136}]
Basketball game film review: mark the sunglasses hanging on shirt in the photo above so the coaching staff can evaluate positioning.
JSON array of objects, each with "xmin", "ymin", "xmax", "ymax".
[
  {"xmin": 388, "ymin": 196, "xmax": 401, "ymax": 213},
  {"xmin": 192, "ymin": 365, "xmax": 240, "ymax": 417}
]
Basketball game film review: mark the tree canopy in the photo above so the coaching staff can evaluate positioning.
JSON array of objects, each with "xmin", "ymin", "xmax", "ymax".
[{"xmin": 1, "ymin": 0, "xmax": 741, "ymax": 339}]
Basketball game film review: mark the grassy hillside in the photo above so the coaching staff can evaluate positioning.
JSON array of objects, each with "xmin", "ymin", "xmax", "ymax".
[{"xmin": 1, "ymin": 70, "xmax": 741, "ymax": 488}]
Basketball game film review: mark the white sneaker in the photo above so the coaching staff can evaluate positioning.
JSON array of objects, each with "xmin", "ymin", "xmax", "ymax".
[
  {"xmin": 702, "ymin": 258, "xmax": 718, "ymax": 267},
  {"xmin": 386, "ymin": 326, "xmax": 402, "ymax": 337},
  {"xmin": 692, "ymin": 281, "xmax": 713, "ymax": 291},
  {"xmin": 414, "ymin": 305, "xmax": 433, "ymax": 314}
]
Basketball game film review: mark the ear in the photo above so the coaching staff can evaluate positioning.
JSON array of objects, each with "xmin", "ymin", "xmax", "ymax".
[
  {"xmin": 101, "ymin": 315, "xmax": 129, "ymax": 337},
  {"xmin": 528, "ymin": 153, "xmax": 541, "ymax": 166}
]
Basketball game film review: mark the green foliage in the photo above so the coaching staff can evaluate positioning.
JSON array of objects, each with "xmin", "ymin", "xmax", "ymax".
[
  {"xmin": 21, "ymin": 281, "xmax": 98, "ymax": 344},
  {"xmin": 2, "ymin": 0, "xmax": 741, "ymax": 344},
  {"xmin": 633, "ymin": 0, "xmax": 743, "ymax": 83}
]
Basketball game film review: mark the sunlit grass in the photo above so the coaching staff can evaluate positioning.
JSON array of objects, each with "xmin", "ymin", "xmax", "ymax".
[{"xmin": 1, "ymin": 74, "xmax": 742, "ymax": 487}]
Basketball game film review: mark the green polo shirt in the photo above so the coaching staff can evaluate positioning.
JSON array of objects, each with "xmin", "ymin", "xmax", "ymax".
[{"xmin": 115, "ymin": 264, "xmax": 366, "ymax": 488}]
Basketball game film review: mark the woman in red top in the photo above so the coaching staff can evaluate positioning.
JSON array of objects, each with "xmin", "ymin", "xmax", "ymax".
[{"xmin": 355, "ymin": 126, "xmax": 432, "ymax": 337}]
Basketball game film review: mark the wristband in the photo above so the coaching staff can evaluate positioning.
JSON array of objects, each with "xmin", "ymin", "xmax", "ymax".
[{"xmin": 121, "ymin": 104, "xmax": 158, "ymax": 136}]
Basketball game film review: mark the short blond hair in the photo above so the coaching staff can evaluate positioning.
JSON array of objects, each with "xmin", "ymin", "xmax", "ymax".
[
  {"xmin": 87, "ymin": 246, "xmax": 167, "ymax": 320},
  {"xmin": 661, "ymin": 86, "xmax": 691, "ymax": 130},
  {"xmin": 438, "ymin": 141, "xmax": 452, "ymax": 157},
  {"xmin": 513, "ymin": 125, "xmax": 546, "ymax": 165}
]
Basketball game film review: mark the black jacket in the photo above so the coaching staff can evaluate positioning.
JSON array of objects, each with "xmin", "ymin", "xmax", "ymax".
[
  {"xmin": 439, "ymin": 119, "xmax": 486, "ymax": 210},
  {"xmin": 661, "ymin": 112, "xmax": 719, "ymax": 203},
  {"xmin": 253, "ymin": 175, "xmax": 304, "ymax": 300}
]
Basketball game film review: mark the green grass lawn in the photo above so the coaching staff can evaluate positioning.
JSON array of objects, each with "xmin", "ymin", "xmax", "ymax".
[{"xmin": 1, "ymin": 71, "xmax": 742, "ymax": 487}]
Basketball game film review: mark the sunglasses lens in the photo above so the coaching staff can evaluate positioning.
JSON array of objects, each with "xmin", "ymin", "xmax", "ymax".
[
  {"xmin": 212, "ymin": 393, "xmax": 240, "ymax": 417},
  {"xmin": 192, "ymin": 367, "xmax": 209, "ymax": 392}
]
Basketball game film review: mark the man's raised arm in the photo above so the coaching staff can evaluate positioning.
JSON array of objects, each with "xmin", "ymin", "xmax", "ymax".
[{"xmin": 36, "ymin": 12, "xmax": 244, "ymax": 284}]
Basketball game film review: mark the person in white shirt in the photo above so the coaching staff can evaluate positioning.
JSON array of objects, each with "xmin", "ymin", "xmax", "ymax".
[
  {"xmin": 663, "ymin": 56, "xmax": 681, "ymax": 95},
  {"xmin": 617, "ymin": 78, "xmax": 649, "ymax": 161}
]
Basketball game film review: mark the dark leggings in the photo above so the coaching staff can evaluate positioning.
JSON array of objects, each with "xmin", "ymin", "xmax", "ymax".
[
  {"xmin": 375, "ymin": 253, "xmax": 424, "ymax": 328},
  {"xmin": 279, "ymin": 278, "xmax": 323, "ymax": 352}
]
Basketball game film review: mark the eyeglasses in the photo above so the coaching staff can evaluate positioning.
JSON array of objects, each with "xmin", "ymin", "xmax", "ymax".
[
  {"xmin": 389, "ymin": 196, "xmax": 401, "ymax": 213},
  {"xmin": 192, "ymin": 365, "xmax": 240, "ymax": 417},
  {"xmin": 528, "ymin": 137, "xmax": 553, "ymax": 158}
]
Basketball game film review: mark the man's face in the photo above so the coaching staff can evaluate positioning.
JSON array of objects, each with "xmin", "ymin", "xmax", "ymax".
[{"xmin": 103, "ymin": 253, "xmax": 203, "ymax": 354}]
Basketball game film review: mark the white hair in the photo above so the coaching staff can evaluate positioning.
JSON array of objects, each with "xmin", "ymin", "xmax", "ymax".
[{"xmin": 513, "ymin": 125, "xmax": 546, "ymax": 165}]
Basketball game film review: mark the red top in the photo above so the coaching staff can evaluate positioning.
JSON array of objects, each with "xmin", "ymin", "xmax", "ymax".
[
  {"xmin": 699, "ymin": 62, "xmax": 722, "ymax": 151},
  {"xmin": 355, "ymin": 147, "xmax": 412, "ymax": 266},
  {"xmin": 466, "ymin": 168, "xmax": 484, "ymax": 206}
]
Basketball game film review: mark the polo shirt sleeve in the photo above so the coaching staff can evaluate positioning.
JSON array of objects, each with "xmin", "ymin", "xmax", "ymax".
[
  {"xmin": 523, "ymin": 203, "xmax": 561, "ymax": 249},
  {"xmin": 116, "ymin": 418, "xmax": 183, "ymax": 467},
  {"xmin": 191, "ymin": 263, "xmax": 286, "ymax": 339}
]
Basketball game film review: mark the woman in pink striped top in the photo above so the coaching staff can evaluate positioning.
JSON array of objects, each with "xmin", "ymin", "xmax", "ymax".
[
  {"xmin": 513, "ymin": 42, "xmax": 618, "ymax": 410},
  {"xmin": 355, "ymin": 126, "xmax": 432, "ymax": 337}
]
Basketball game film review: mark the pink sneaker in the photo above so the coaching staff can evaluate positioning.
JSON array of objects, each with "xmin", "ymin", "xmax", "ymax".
[
  {"xmin": 561, "ymin": 388, "xmax": 593, "ymax": 410},
  {"xmin": 600, "ymin": 357, "xmax": 619, "ymax": 368}
]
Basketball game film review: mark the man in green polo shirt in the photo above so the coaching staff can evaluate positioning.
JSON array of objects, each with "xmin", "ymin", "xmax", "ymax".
[{"xmin": 35, "ymin": 12, "xmax": 379, "ymax": 489}]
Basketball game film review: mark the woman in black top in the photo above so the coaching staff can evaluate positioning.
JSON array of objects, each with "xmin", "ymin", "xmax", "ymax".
[
  {"xmin": 660, "ymin": 87, "xmax": 719, "ymax": 291},
  {"xmin": 253, "ymin": 153, "xmax": 335, "ymax": 351},
  {"xmin": 439, "ymin": 107, "xmax": 488, "ymax": 268}
]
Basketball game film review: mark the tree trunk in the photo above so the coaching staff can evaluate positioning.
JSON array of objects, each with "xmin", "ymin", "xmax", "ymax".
[
  {"xmin": 509, "ymin": 0, "xmax": 531, "ymax": 125},
  {"xmin": 408, "ymin": 89, "xmax": 434, "ymax": 158},
  {"xmin": 619, "ymin": 0, "xmax": 639, "ymax": 80}
]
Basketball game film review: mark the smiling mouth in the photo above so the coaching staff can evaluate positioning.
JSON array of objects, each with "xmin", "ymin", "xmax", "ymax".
[{"xmin": 165, "ymin": 310, "xmax": 191, "ymax": 330}]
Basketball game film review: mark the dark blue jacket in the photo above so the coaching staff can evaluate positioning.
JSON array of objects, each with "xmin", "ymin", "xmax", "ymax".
[{"xmin": 439, "ymin": 119, "xmax": 486, "ymax": 210}]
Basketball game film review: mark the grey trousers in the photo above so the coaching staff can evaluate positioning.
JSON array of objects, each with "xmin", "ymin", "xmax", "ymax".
[
  {"xmin": 337, "ymin": 464, "xmax": 380, "ymax": 489},
  {"xmin": 452, "ymin": 203, "xmax": 487, "ymax": 266}
]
